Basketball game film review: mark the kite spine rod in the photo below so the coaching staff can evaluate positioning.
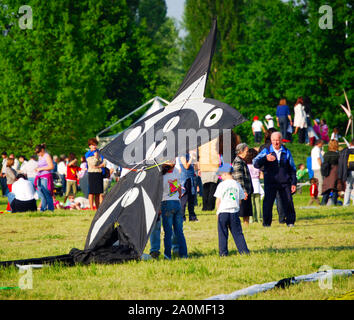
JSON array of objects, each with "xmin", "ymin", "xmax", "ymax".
[{"xmin": 96, "ymin": 97, "xmax": 170, "ymax": 139}]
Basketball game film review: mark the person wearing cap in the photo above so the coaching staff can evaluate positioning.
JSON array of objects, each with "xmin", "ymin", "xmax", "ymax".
[
  {"xmin": 232, "ymin": 143, "xmax": 254, "ymax": 226},
  {"xmin": 214, "ymin": 163, "xmax": 250, "ymax": 256},
  {"xmin": 252, "ymin": 116, "xmax": 266, "ymax": 143},
  {"xmin": 265, "ymin": 115, "xmax": 274, "ymax": 129},
  {"xmin": 253, "ymin": 131, "xmax": 297, "ymax": 227}
]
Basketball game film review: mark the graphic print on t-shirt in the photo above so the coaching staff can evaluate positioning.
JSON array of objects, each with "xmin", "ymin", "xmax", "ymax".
[
  {"xmin": 222, "ymin": 187, "xmax": 238, "ymax": 202},
  {"xmin": 168, "ymin": 179, "xmax": 179, "ymax": 197}
]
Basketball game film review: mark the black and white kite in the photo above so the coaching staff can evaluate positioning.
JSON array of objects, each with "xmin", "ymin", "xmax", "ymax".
[
  {"xmin": 0, "ymin": 19, "xmax": 246, "ymax": 268},
  {"xmin": 101, "ymin": 20, "xmax": 246, "ymax": 169}
]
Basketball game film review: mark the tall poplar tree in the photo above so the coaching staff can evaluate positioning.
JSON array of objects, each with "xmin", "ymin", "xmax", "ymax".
[{"xmin": 183, "ymin": 0, "xmax": 353, "ymax": 142}]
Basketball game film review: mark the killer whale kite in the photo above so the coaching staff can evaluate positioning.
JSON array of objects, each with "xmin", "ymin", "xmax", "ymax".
[{"xmin": 0, "ymin": 19, "xmax": 247, "ymax": 268}]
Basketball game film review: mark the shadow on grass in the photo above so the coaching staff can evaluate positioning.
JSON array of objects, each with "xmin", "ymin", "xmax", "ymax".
[
  {"xmin": 249, "ymin": 245, "xmax": 354, "ymax": 255},
  {"xmin": 297, "ymin": 209, "xmax": 354, "ymax": 221},
  {"xmin": 189, "ymin": 245, "xmax": 354, "ymax": 259}
]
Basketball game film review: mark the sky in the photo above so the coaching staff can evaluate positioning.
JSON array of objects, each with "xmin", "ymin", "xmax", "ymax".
[
  {"xmin": 165, "ymin": 0, "xmax": 184, "ymax": 22},
  {"xmin": 165, "ymin": 0, "xmax": 186, "ymax": 37}
]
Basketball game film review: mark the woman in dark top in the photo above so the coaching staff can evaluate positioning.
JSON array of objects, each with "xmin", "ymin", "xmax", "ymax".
[
  {"xmin": 321, "ymin": 140, "xmax": 340, "ymax": 205},
  {"xmin": 232, "ymin": 143, "xmax": 253, "ymax": 226}
]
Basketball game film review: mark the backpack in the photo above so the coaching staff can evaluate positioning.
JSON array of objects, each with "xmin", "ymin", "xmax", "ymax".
[
  {"xmin": 321, "ymin": 161, "xmax": 331, "ymax": 177},
  {"xmin": 348, "ymin": 150, "xmax": 354, "ymax": 171}
]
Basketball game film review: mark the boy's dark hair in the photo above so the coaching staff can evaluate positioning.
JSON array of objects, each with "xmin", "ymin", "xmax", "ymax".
[
  {"xmin": 68, "ymin": 153, "xmax": 76, "ymax": 162},
  {"xmin": 16, "ymin": 173, "xmax": 27, "ymax": 180},
  {"xmin": 310, "ymin": 177, "xmax": 318, "ymax": 184},
  {"xmin": 88, "ymin": 138, "xmax": 98, "ymax": 146}
]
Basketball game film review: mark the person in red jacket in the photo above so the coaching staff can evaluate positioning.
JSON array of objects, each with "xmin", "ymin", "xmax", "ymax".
[
  {"xmin": 308, "ymin": 177, "xmax": 320, "ymax": 205},
  {"xmin": 63, "ymin": 153, "xmax": 81, "ymax": 204}
]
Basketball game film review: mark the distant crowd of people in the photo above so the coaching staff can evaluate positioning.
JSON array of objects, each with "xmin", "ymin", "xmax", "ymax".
[
  {"xmin": 0, "ymin": 138, "xmax": 121, "ymax": 214},
  {"xmin": 251, "ymin": 97, "xmax": 336, "ymax": 146}
]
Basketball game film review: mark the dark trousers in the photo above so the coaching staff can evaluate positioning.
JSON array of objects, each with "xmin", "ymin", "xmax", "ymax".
[
  {"xmin": 218, "ymin": 211, "xmax": 249, "ymax": 256},
  {"xmin": 202, "ymin": 182, "xmax": 217, "ymax": 211},
  {"xmin": 0, "ymin": 177, "xmax": 8, "ymax": 196},
  {"xmin": 298, "ymin": 128, "xmax": 306, "ymax": 144},
  {"xmin": 181, "ymin": 178, "xmax": 197, "ymax": 221},
  {"xmin": 276, "ymin": 191, "xmax": 286, "ymax": 223},
  {"xmin": 254, "ymin": 131, "xmax": 262, "ymax": 143},
  {"xmin": 321, "ymin": 189, "xmax": 338, "ymax": 205},
  {"xmin": 263, "ymin": 183, "xmax": 296, "ymax": 226}
]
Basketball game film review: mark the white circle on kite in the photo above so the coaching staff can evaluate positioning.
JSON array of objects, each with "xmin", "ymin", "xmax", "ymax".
[
  {"xmin": 163, "ymin": 116, "xmax": 180, "ymax": 133},
  {"xmin": 121, "ymin": 188, "xmax": 139, "ymax": 207},
  {"xmin": 124, "ymin": 126, "xmax": 142, "ymax": 145},
  {"xmin": 145, "ymin": 142, "xmax": 157, "ymax": 160},
  {"xmin": 134, "ymin": 170, "xmax": 146, "ymax": 184},
  {"xmin": 146, "ymin": 140, "xmax": 167, "ymax": 160},
  {"xmin": 204, "ymin": 108, "xmax": 223, "ymax": 127}
]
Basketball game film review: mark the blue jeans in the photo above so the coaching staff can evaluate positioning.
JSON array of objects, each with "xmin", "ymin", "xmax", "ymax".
[
  {"xmin": 149, "ymin": 217, "xmax": 179, "ymax": 255},
  {"xmin": 218, "ymin": 211, "xmax": 249, "ymax": 256},
  {"xmin": 36, "ymin": 177, "xmax": 54, "ymax": 211},
  {"xmin": 254, "ymin": 131, "xmax": 262, "ymax": 143},
  {"xmin": 278, "ymin": 116, "xmax": 288, "ymax": 140},
  {"xmin": 4, "ymin": 188, "xmax": 15, "ymax": 206},
  {"xmin": 59, "ymin": 174, "xmax": 66, "ymax": 194},
  {"xmin": 161, "ymin": 200, "xmax": 188, "ymax": 259},
  {"xmin": 149, "ymin": 216, "xmax": 161, "ymax": 254}
]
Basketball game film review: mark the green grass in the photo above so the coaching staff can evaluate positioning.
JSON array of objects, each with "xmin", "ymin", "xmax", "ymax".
[{"xmin": 0, "ymin": 186, "xmax": 353, "ymax": 300}]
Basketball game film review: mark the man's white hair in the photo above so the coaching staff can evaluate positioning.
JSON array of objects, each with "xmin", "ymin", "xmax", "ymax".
[{"xmin": 271, "ymin": 131, "xmax": 282, "ymax": 140}]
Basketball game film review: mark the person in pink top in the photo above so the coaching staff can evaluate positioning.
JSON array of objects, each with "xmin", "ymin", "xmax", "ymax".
[
  {"xmin": 320, "ymin": 119, "xmax": 329, "ymax": 143},
  {"xmin": 34, "ymin": 143, "xmax": 54, "ymax": 211},
  {"xmin": 244, "ymin": 148, "xmax": 264, "ymax": 223}
]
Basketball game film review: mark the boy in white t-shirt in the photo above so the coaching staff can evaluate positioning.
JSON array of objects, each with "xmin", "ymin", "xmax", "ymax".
[
  {"xmin": 252, "ymin": 116, "xmax": 265, "ymax": 143},
  {"xmin": 214, "ymin": 164, "xmax": 250, "ymax": 256}
]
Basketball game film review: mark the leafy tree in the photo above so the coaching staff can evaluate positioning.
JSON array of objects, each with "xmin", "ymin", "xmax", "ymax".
[
  {"xmin": 0, "ymin": 0, "xmax": 184, "ymax": 156},
  {"xmin": 183, "ymin": 0, "xmax": 353, "ymax": 143}
]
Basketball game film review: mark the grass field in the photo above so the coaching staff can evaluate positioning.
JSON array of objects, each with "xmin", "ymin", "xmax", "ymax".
[
  {"xmin": 0, "ymin": 185, "xmax": 353, "ymax": 300},
  {"xmin": 0, "ymin": 142, "xmax": 353, "ymax": 300}
]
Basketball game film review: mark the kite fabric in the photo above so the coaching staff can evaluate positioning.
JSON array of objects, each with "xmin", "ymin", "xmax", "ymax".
[
  {"xmin": 84, "ymin": 166, "xmax": 163, "ymax": 256},
  {"xmin": 0, "ymin": 19, "xmax": 247, "ymax": 267},
  {"xmin": 100, "ymin": 19, "xmax": 247, "ymax": 169},
  {"xmin": 0, "ymin": 167, "xmax": 163, "ymax": 267},
  {"xmin": 206, "ymin": 269, "xmax": 354, "ymax": 300}
]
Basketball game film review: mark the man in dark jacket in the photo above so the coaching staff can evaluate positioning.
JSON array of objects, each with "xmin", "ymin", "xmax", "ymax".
[
  {"xmin": 338, "ymin": 139, "xmax": 354, "ymax": 206},
  {"xmin": 253, "ymin": 132, "xmax": 297, "ymax": 227}
]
